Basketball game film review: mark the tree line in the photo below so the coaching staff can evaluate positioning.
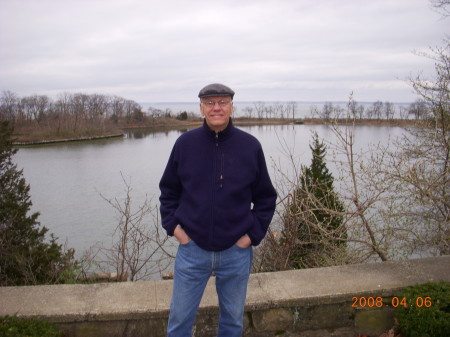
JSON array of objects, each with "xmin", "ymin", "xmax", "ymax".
[
  {"xmin": 219, "ymin": 99, "xmax": 429, "ymax": 120},
  {"xmin": 1, "ymin": 91, "xmax": 431, "ymax": 130},
  {"xmin": 309, "ymin": 99, "xmax": 430, "ymax": 120},
  {"xmin": 0, "ymin": 91, "xmax": 146, "ymax": 127}
]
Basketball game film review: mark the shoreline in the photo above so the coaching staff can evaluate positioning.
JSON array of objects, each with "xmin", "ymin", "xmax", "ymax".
[
  {"xmin": 12, "ymin": 118, "xmax": 420, "ymax": 146},
  {"xmin": 13, "ymin": 133, "xmax": 125, "ymax": 146}
]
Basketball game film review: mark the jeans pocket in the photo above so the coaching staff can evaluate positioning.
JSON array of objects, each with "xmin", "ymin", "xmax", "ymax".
[{"xmin": 180, "ymin": 239, "xmax": 193, "ymax": 247}]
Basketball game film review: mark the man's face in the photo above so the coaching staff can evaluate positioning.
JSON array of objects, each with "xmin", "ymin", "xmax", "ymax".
[{"xmin": 200, "ymin": 96, "xmax": 233, "ymax": 132}]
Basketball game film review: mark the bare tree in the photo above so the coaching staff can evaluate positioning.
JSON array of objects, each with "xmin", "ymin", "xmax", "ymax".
[
  {"xmin": 111, "ymin": 96, "xmax": 126, "ymax": 122},
  {"xmin": 71, "ymin": 93, "xmax": 89, "ymax": 130},
  {"xmin": 53, "ymin": 92, "xmax": 72, "ymax": 133},
  {"xmin": 347, "ymin": 99, "xmax": 364, "ymax": 119},
  {"xmin": 20, "ymin": 95, "xmax": 51, "ymax": 126},
  {"xmin": 286, "ymin": 101, "xmax": 298, "ymax": 121},
  {"xmin": 328, "ymin": 43, "xmax": 448, "ymax": 260},
  {"xmin": 242, "ymin": 106, "xmax": 254, "ymax": 118},
  {"xmin": 384, "ymin": 101, "xmax": 395, "ymax": 120},
  {"xmin": 430, "ymin": 0, "xmax": 450, "ymax": 17},
  {"xmin": 328, "ymin": 105, "xmax": 390, "ymax": 262},
  {"xmin": 97, "ymin": 174, "xmax": 174, "ymax": 281},
  {"xmin": 399, "ymin": 105, "xmax": 409, "ymax": 120},
  {"xmin": 254, "ymin": 101, "xmax": 265, "ymax": 119},
  {"xmin": 322, "ymin": 102, "xmax": 334, "ymax": 120},
  {"xmin": 0, "ymin": 91, "xmax": 19, "ymax": 121},
  {"xmin": 273, "ymin": 102, "xmax": 285, "ymax": 119},
  {"xmin": 408, "ymin": 99, "xmax": 430, "ymax": 120},
  {"xmin": 322, "ymin": 102, "xmax": 335, "ymax": 120},
  {"xmin": 385, "ymin": 41, "xmax": 449, "ymax": 256},
  {"xmin": 309, "ymin": 104, "xmax": 320, "ymax": 118},
  {"xmin": 265, "ymin": 105, "xmax": 275, "ymax": 119},
  {"xmin": 372, "ymin": 101, "xmax": 383, "ymax": 120}
]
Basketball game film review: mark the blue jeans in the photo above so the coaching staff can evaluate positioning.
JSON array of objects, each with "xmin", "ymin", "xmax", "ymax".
[{"xmin": 167, "ymin": 240, "xmax": 253, "ymax": 337}]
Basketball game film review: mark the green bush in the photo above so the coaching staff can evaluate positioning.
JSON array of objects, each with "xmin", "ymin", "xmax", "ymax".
[
  {"xmin": 1, "ymin": 121, "xmax": 76, "ymax": 286},
  {"xmin": 0, "ymin": 316, "xmax": 63, "ymax": 337},
  {"xmin": 395, "ymin": 281, "xmax": 450, "ymax": 337}
]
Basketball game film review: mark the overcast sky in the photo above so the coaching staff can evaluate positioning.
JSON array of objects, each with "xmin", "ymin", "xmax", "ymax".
[{"xmin": 0, "ymin": 0, "xmax": 448, "ymax": 103}]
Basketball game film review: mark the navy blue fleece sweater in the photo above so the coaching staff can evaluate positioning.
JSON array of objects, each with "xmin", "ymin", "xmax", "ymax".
[{"xmin": 159, "ymin": 120, "xmax": 277, "ymax": 251}]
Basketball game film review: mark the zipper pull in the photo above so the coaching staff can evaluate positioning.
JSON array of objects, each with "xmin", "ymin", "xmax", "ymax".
[
  {"xmin": 219, "ymin": 153, "xmax": 224, "ymax": 188},
  {"xmin": 215, "ymin": 132, "xmax": 219, "ymax": 146}
]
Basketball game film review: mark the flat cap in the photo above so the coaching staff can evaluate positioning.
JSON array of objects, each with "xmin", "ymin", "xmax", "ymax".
[{"xmin": 198, "ymin": 83, "xmax": 235, "ymax": 99}]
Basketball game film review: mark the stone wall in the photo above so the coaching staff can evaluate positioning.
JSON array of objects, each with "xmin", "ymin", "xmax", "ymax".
[{"xmin": 1, "ymin": 256, "xmax": 449, "ymax": 337}]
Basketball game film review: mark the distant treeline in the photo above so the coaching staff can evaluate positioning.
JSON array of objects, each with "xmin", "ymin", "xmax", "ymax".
[
  {"xmin": 0, "ymin": 91, "xmax": 200, "ymax": 142},
  {"xmin": 238, "ymin": 100, "xmax": 430, "ymax": 120},
  {"xmin": 0, "ymin": 90, "xmax": 431, "ymax": 128},
  {"xmin": 0, "ymin": 91, "xmax": 148, "ymax": 127},
  {"xmin": 310, "ymin": 100, "xmax": 430, "ymax": 120}
]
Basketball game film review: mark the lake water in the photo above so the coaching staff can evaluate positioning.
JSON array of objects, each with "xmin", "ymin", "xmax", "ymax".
[{"xmin": 13, "ymin": 123, "xmax": 406, "ymax": 258}]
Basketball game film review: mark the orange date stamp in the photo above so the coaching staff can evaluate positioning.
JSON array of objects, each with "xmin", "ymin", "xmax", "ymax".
[{"xmin": 352, "ymin": 296, "xmax": 432, "ymax": 308}]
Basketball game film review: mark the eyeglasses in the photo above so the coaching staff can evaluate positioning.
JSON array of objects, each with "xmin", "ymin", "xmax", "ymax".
[{"xmin": 201, "ymin": 100, "xmax": 232, "ymax": 108}]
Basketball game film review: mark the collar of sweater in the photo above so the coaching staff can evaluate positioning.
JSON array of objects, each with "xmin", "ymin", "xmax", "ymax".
[{"xmin": 202, "ymin": 118, "xmax": 235, "ymax": 142}]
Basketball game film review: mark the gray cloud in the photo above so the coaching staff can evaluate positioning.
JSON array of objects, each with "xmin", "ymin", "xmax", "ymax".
[{"xmin": 0, "ymin": 0, "xmax": 447, "ymax": 103}]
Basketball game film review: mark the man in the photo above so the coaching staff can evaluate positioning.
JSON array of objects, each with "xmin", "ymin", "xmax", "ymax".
[{"xmin": 159, "ymin": 83, "xmax": 277, "ymax": 336}]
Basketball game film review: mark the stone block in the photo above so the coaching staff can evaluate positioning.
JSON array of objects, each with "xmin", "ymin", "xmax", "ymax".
[
  {"xmin": 354, "ymin": 308, "xmax": 395, "ymax": 336},
  {"xmin": 252, "ymin": 308, "xmax": 294, "ymax": 332},
  {"xmin": 124, "ymin": 318, "xmax": 167, "ymax": 337},
  {"xmin": 294, "ymin": 302, "xmax": 353, "ymax": 331},
  {"xmin": 72, "ymin": 321, "xmax": 127, "ymax": 337}
]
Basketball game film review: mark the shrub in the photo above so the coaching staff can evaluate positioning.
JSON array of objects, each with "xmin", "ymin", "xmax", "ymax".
[
  {"xmin": 0, "ymin": 121, "xmax": 76, "ymax": 286},
  {"xmin": 0, "ymin": 316, "xmax": 63, "ymax": 337},
  {"xmin": 395, "ymin": 281, "xmax": 450, "ymax": 337},
  {"xmin": 281, "ymin": 132, "xmax": 346, "ymax": 269},
  {"xmin": 176, "ymin": 111, "xmax": 188, "ymax": 120}
]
